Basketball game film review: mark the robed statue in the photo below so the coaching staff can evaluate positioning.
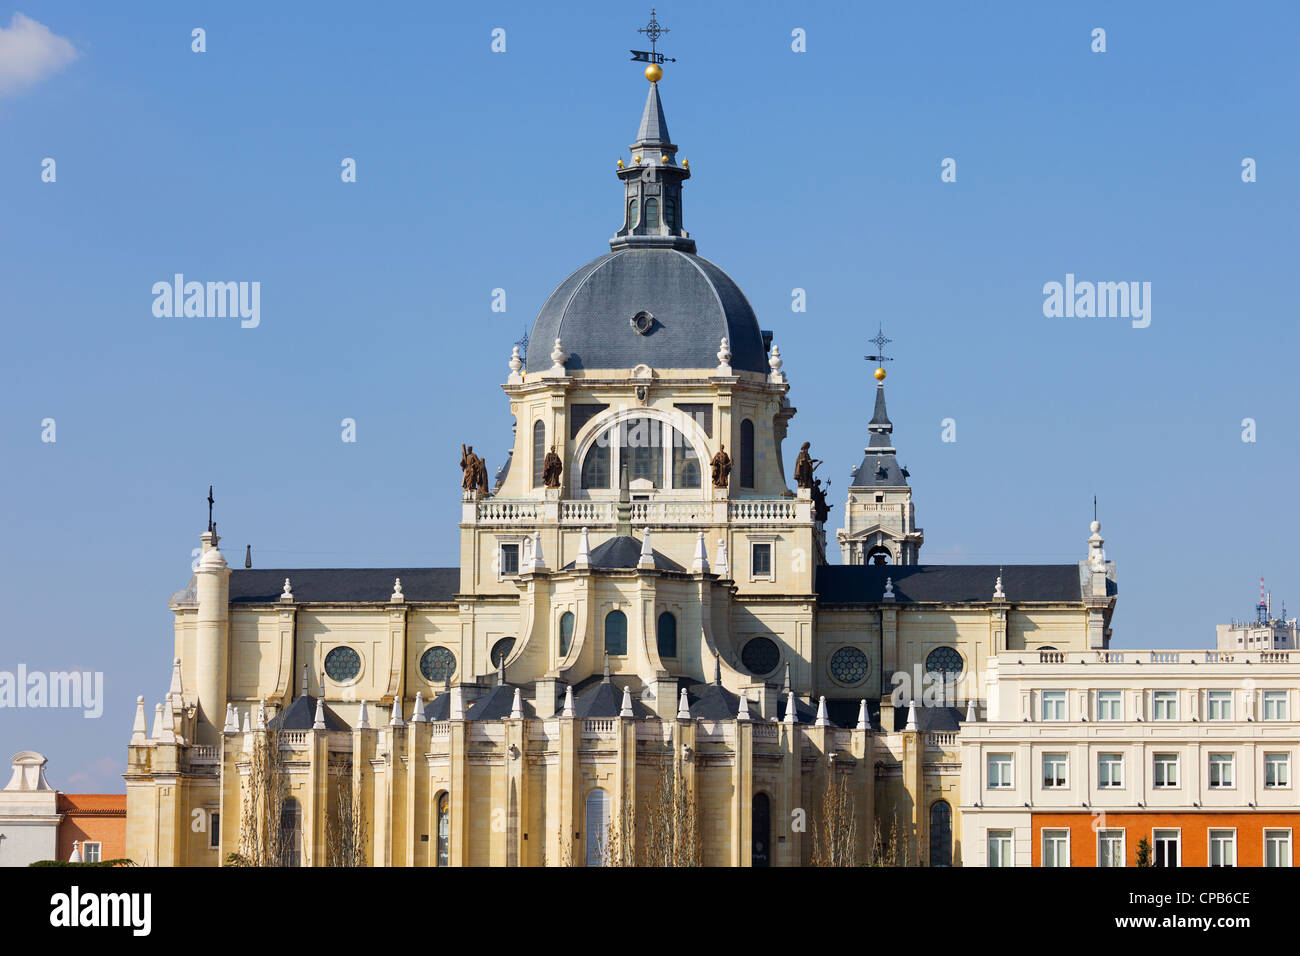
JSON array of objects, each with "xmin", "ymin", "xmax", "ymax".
[
  {"xmin": 793, "ymin": 441, "xmax": 822, "ymax": 489},
  {"xmin": 542, "ymin": 445, "xmax": 563, "ymax": 489},
  {"xmin": 710, "ymin": 444, "xmax": 732, "ymax": 488},
  {"xmin": 461, "ymin": 444, "xmax": 491, "ymax": 496},
  {"xmin": 811, "ymin": 477, "xmax": 833, "ymax": 523}
]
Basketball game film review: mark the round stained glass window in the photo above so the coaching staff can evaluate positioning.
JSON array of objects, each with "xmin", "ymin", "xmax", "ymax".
[
  {"xmin": 740, "ymin": 637, "xmax": 780, "ymax": 676},
  {"xmin": 491, "ymin": 637, "xmax": 516, "ymax": 668},
  {"xmin": 324, "ymin": 646, "xmax": 361, "ymax": 682},
  {"xmin": 830, "ymin": 646, "xmax": 870, "ymax": 684},
  {"xmin": 925, "ymin": 646, "xmax": 963, "ymax": 680},
  {"xmin": 420, "ymin": 646, "xmax": 456, "ymax": 684}
]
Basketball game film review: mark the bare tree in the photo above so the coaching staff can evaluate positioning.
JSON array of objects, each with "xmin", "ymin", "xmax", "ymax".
[
  {"xmin": 641, "ymin": 754, "xmax": 700, "ymax": 866},
  {"xmin": 810, "ymin": 770, "xmax": 859, "ymax": 866},
  {"xmin": 229, "ymin": 725, "xmax": 289, "ymax": 867},
  {"xmin": 325, "ymin": 759, "xmax": 367, "ymax": 867},
  {"xmin": 867, "ymin": 810, "xmax": 914, "ymax": 867}
]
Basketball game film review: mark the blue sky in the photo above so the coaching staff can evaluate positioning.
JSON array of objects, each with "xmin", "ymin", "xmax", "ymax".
[{"xmin": 2, "ymin": 1, "xmax": 1297, "ymax": 790}]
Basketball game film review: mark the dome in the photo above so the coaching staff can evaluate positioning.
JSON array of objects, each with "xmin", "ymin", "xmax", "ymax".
[{"xmin": 526, "ymin": 247, "xmax": 768, "ymax": 374}]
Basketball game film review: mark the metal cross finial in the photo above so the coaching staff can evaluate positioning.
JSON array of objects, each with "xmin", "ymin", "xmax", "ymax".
[
  {"xmin": 207, "ymin": 485, "xmax": 215, "ymax": 533},
  {"xmin": 639, "ymin": 8, "xmax": 668, "ymax": 55},
  {"xmin": 865, "ymin": 326, "xmax": 893, "ymax": 367},
  {"xmin": 514, "ymin": 326, "xmax": 530, "ymax": 361}
]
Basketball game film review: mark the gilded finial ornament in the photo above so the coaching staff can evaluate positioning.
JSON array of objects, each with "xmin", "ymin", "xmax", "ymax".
[
  {"xmin": 616, "ymin": 158, "xmax": 624, "ymax": 168},
  {"xmin": 645, "ymin": 63, "xmax": 663, "ymax": 83},
  {"xmin": 874, "ymin": 367, "xmax": 887, "ymax": 381},
  {"xmin": 682, "ymin": 159, "xmax": 689, "ymax": 168},
  {"xmin": 633, "ymin": 154, "xmax": 642, "ymax": 164}
]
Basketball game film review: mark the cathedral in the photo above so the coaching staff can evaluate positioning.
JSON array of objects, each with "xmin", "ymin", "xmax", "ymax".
[{"xmin": 123, "ymin": 64, "xmax": 1120, "ymax": 868}]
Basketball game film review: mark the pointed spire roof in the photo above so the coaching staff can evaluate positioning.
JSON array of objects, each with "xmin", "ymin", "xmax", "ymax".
[{"xmin": 634, "ymin": 80, "xmax": 673, "ymax": 149}]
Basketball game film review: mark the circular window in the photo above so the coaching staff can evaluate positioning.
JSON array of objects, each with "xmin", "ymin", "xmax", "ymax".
[
  {"xmin": 324, "ymin": 646, "xmax": 361, "ymax": 683},
  {"xmin": 925, "ymin": 646, "xmax": 963, "ymax": 680},
  {"xmin": 491, "ymin": 637, "xmax": 516, "ymax": 668},
  {"xmin": 420, "ymin": 647, "xmax": 456, "ymax": 684},
  {"xmin": 740, "ymin": 637, "xmax": 780, "ymax": 676},
  {"xmin": 629, "ymin": 310, "xmax": 656, "ymax": 335},
  {"xmin": 830, "ymin": 646, "xmax": 870, "ymax": 684}
]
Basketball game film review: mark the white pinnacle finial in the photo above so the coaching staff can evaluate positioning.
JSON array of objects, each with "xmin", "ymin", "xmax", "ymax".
[
  {"xmin": 241, "ymin": 708, "xmax": 251, "ymax": 734},
  {"xmin": 548, "ymin": 337, "xmax": 568, "ymax": 375},
  {"xmin": 256, "ymin": 700, "xmax": 267, "ymax": 731},
  {"xmin": 131, "ymin": 695, "xmax": 149, "ymax": 745},
  {"xmin": 450, "ymin": 684, "xmax": 465, "ymax": 721},
  {"xmin": 149, "ymin": 702, "xmax": 163, "ymax": 741},
  {"xmin": 717, "ymin": 337, "xmax": 732, "ymax": 374},
  {"xmin": 884, "ymin": 576, "xmax": 894, "ymax": 599},
  {"xmin": 620, "ymin": 684, "xmax": 634, "ymax": 718},
  {"xmin": 576, "ymin": 526, "xmax": 591, "ymax": 568},
  {"xmin": 160, "ymin": 695, "xmax": 177, "ymax": 743},
  {"xmin": 994, "ymin": 575, "xmax": 1005, "ymax": 600},
  {"xmin": 784, "ymin": 690, "xmax": 797, "ymax": 724},
  {"xmin": 510, "ymin": 687, "xmax": 524, "ymax": 720},
  {"xmin": 965, "ymin": 697, "xmax": 977, "ymax": 723},
  {"xmin": 677, "ymin": 687, "xmax": 691, "ymax": 720},
  {"xmin": 638, "ymin": 527, "xmax": 655, "ymax": 569},
  {"xmin": 530, "ymin": 530, "xmax": 546, "ymax": 571},
  {"xmin": 281, "ymin": 578, "xmax": 294, "ymax": 602},
  {"xmin": 391, "ymin": 577, "xmax": 404, "ymax": 602},
  {"xmin": 815, "ymin": 695, "xmax": 829, "ymax": 727},
  {"xmin": 692, "ymin": 530, "xmax": 709, "ymax": 573},
  {"xmin": 562, "ymin": 684, "xmax": 575, "ymax": 718},
  {"xmin": 358, "ymin": 699, "xmax": 371, "ymax": 729},
  {"xmin": 390, "ymin": 694, "xmax": 405, "ymax": 727},
  {"xmin": 223, "ymin": 701, "xmax": 237, "ymax": 734},
  {"xmin": 313, "ymin": 695, "xmax": 326, "ymax": 730},
  {"xmin": 169, "ymin": 657, "xmax": 184, "ymax": 699},
  {"xmin": 412, "ymin": 691, "xmax": 426, "ymax": 722},
  {"xmin": 736, "ymin": 690, "xmax": 751, "ymax": 722},
  {"xmin": 768, "ymin": 342, "xmax": 786, "ymax": 383},
  {"xmin": 904, "ymin": 699, "xmax": 918, "ymax": 732},
  {"xmin": 856, "ymin": 699, "xmax": 868, "ymax": 730},
  {"xmin": 716, "ymin": 538, "xmax": 729, "ymax": 577},
  {"xmin": 509, "ymin": 345, "xmax": 523, "ymax": 374}
]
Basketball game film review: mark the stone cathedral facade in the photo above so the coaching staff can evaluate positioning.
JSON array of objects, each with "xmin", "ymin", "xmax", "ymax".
[{"xmin": 123, "ymin": 72, "xmax": 1117, "ymax": 867}]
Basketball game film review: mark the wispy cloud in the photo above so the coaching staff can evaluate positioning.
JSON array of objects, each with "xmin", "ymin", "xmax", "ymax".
[{"xmin": 0, "ymin": 13, "xmax": 77, "ymax": 97}]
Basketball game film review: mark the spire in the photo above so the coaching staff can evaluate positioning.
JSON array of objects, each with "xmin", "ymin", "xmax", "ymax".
[
  {"xmin": 131, "ymin": 696, "xmax": 148, "ymax": 745},
  {"xmin": 510, "ymin": 688, "xmax": 524, "ymax": 720},
  {"xmin": 784, "ymin": 690, "xmax": 797, "ymax": 724},
  {"xmin": 904, "ymin": 699, "xmax": 918, "ymax": 732},
  {"xmin": 412, "ymin": 691, "xmax": 426, "ymax": 722},
  {"xmin": 856, "ymin": 699, "xmax": 869, "ymax": 731},
  {"xmin": 636, "ymin": 80, "xmax": 671, "ymax": 147},
  {"xmin": 313, "ymin": 696, "xmax": 326, "ymax": 730},
  {"xmin": 562, "ymin": 685, "xmax": 575, "ymax": 718},
  {"xmin": 620, "ymin": 684, "xmax": 634, "ymax": 718},
  {"xmin": 736, "ymin": 691, "xmax": 750, "ymax": 722},
  {"xmin": 851, "ymin": 327, "xmax": 909, "ymax": 488},
  {"xmin": 390, "ymin": 694, "xmax": 404, "ymax": 727},
  {"xmin": 677, "ymin": 687, "xmax": 691, "ymax": 720},
  {"xmin": 815, "ymin": 696, "xmax": 829, "ymax": 727},
  {"xmin": 358, "ymin": 700, "xmax": 371, "ymax": 729}
]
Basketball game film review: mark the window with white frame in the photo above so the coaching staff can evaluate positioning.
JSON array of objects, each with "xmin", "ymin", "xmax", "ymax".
[
  {"xmin": 1208, "ymin": 829, "xmax": 1236, "ymax": 867},
  {"xmin": 1151, "ymin": 690, "xmax": 1178, "ymax": 721},
  {"xmin": 1207, "ymin": 689, "xmax": 1233, "ymax": 721},
  {"xmin": 1098, "ymin": 753, "xmax": 1124, "ymax": 789},
  {"xmin": 1095, "ymin": 689, "xmax": 1122, "ymax": 721},
  {"xmin": 987, "ymin": 753, "xmax": 1014, "ymax": 789},
  {"xmin": 1097, "ymin": 829, "xmax": 1125, "ymax": 867},
  {"xmin": 1265, "ymin": 753, "xmax": 1291, "ymax": 789},
  {"xmin": 1042, "ymin": 753, "xmax": 1068, "ymax": 789},
  {"xmin": 1208, "ymin": 753, "xmax": 1235, "ymax": 789},
  {"xmin": 1042, "ymin": 829, "xmax": 1069, "ymax": 867},
  {"xmin": 1264, "ymin": 690, "xmax": 1289, "ymax": 721},
  {"xmin": 987, "ymin": 829, "xmax": 1013, "ymax": 867},
  {"xmin": 498, "ymin": 541, "xmax": 520, "ymax": 577},
  {"xmin": 1153, "ymin": 753, "xmax": 1179, "ymax": 788},
  {"xmin": 1040, "ymin": 690, "xmax": 1066, "ymax": 721},
  {"xmin": 750, "ymin": 541, "xmax": 774, "ymax": 581},
  {"xmin": 1265, "ymin": 829, "xmax": 1292, "ymax": 868},
  {"xmin": 82, "ymin": 841, "xmax": 102, "ymax": 863}
]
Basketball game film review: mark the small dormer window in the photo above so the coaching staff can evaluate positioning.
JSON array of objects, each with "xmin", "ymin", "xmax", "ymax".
[{"xmin": 645, "ymin": 198, "xmax": 659, "ymax": 228}]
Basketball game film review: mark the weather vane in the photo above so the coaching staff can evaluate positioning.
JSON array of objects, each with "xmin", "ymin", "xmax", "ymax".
[
  {"xmin": 865, "ymin": 326, "xmax": 893, "ymax": 374},
  {"xmin": 631, "ymin": 8, "xmax": 676, "ymax": 66}
]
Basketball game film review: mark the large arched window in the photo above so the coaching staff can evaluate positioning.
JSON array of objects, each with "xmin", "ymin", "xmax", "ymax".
[
  {"xmin": 578, "ymin": 416, "xmax": 703, "ymax": 491},
  {"xmin": 532, "ymin": 421, "xmax": 546, "ymax": 487},
  {"xmin": 604, "ymin": 610, "xmax": 627, "ymax": 656},
  {"xmin": 585, "ymin": 788, "xmax": 610, "ymax": 867},
  {"xmin": 739, "ymin": 419, "xmax": 755, "ymax": 488},
  {"xmin": 580, "ymin": 438, "xmax": 610, "ymax": 489},
  {"xmin": 435, "ymin": 792, "xmax": 450, "ymax": 866},
  {"xmin": 656, "ymin": 611, "xmax": 677, "ymax": 659},
  {"xmin": 930, "ymin": 800, "xmax": 952, "ymax": 867},
  {"xmin": 627, "ymin": 198, "xmax": 639, "ymax": 230},
  {"xmin": 644, "ymin": 198, "xmax": 659, "ymax": 228},
  {"xmin": 559, "ymin": 611, "xmax": 575, "ymax": 657},
  {"xmin": 279, "ymin": 797, "xmax": 302, "ymax": 867}
]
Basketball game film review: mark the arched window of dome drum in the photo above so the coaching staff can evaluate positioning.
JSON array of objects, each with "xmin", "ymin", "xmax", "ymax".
[
  {"xmin": 604, "ymin": 610, "xmax": 627, "ymax": 657},
  {"xmin": 644, "ymin": 197, "xmax": 659, "ymax": 228},
  {"xmin": 665, "ymin": 197, "xmax": 678, "ymax": 230},
  {"xmin": 671, "ymin": 429, "xmax": 701, "ymax": 489},
  {"xmin": 656, "ymin": 612, "xmax": 677, "ymax": 659},
  {"xmin": 752, "ymin": 793, "xmax": 771, "ymax": 867},
  {"xmin": 580, "ymin": 438, "xmax": 610, "ymax": 489},
  {"xmin": 585, "ymin": 788, "xmax": 610, "ymax": 867},
  {"xmin": 929, "ymin": 800, "xmax": 952, "ymax": 867},
  {"xmin": 435, "ymin": 792, "xmax": 450, "ymax": 866},
  {"xmin": 559, "ymin": 611, "xmax": 575, "ymax": 657},
  {"xmin": 580, "ymin": 416, "xmax": 704, "ymax": 490},
  {"xmin": 740, "ymin": 419, "xmax": 755, "ymax": 488},
  {"xmin": 532, "ymin": 421, "xmax": 546, "ymax": 487},
  {"xmin": 279, "ymin": 797, "xmax": 302, "ymax": 867},
  {"xmin": 622, "ymin": 418, "xmax": 663, "ymax": 485},
  {"xmin": 627, "ymin": 198, "xmax": 639, "ymax": 230}
]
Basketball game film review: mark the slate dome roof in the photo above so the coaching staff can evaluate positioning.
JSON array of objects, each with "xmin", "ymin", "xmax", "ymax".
[{"xmin": 526, "ymin": 248, "xmax": 767, "ymax": 374}]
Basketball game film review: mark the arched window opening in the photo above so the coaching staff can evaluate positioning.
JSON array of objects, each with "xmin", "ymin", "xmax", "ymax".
[
  {"xmin": 752, "ymin": 793, "xmax": 771, "ymax": 867},
  {"xmin": 279, "ymin": 797, "xmax": 302, "ymax": 867},
  {"xmin": 665, "ymin": 197, "xmax": 678, "ymax": 230},
  {"xmin": 671, "ymin": 427, "xmax": 701, "ymax": 489},
  {"xmin": 930, "ymin": 800, "xmax": 953, "ymax": 867},
  {"xmin": 604, "ymin": 610, "xmax": 627, "ymax": 657},
  {"xmin": 532, "ymin": 421, "xmax": 546, "ymax": 488},
  {"xmin": 656, "ymin": 612, "xmax": 677, "ymax": 659},
  {"xmin": 739, "ymin": 419, "xmax": 755, "ymax": 488},
  {"xmin": 559, "ymin": 611, "xmax": 575, "ymax": 657},
  {"xmin": 581, "ymin": 438, "xmax": 610, "ymax": 489},
  {"xmin": 867, "ymin": 545, "xmax": 892, "ymax": 566},
  {"xmin": 585, "ymin": 788, "xmax": 610, "ymax": 867},
  {"xmin": 627, "ymin": 198, "xmax": 639, "ymax": 230},
  {"xmin": 644, "ymin": 198, "xmax": 659, "ymax": 228},
  {"xmin": 435, "ymin": 792, "xmax": 450, "ymax": 866}
]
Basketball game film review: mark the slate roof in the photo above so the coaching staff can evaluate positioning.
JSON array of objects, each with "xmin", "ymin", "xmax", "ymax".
[
  {"xmin": 891, "ymin": 704, "xmax": 963, "ymax": 733},
  {"xmin": 816, "ymin": 564, "xmax": 1087, "ymax": 604},
  {"xmin": 423, "ymin": 691, "xmax": 452, "ymax": 721},
  {"xmin": 687, "ymin": 682, "xmax": 742, "ymax": 720},
  {"xmin": 635, "ymin": 80, "xmax": 671, "ymax": 146},
  {"xmin": 526, "ymin": 249, "xmax": 767, "ymax": 374},
  {"xmin": 269, "ymin": 694, "xmax": 349, "ymax": 731},
  {"xmin": 463, "ymin": 684, "xmax": 536, "ymax": 721},
  {"xmin": 228, "ymin": 568, "xmax": 458, "ymax": 604},
  {"xmin": 560, "ymin": 535, "xmax": 685, "ymax": 572},
  {"xmin": 571, "ymin": 678, "xmax": 655, "ymax": 719}
]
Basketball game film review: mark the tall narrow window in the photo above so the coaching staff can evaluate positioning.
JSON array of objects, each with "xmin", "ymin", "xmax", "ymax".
[
  {"xmin": 435, "ymin": 792, "xmax": 450, "ymax": 866},
  {"xmin": 279, "ymin": 797, "xmax": 302, "ymax": 867},
  {"xmin": 929, "ymin": 801, "xmax": 952, "ymax": 867},
  {"xmin": 559, "ymin": 611, "xmax": 575, "ymax": 657},
  {"xmin": 644, "ymin": 198, "xmax": 659, "ymax": 228},
  {"xmin": 752, "ymin": 793, "xmax": 771, "ymax": 867},
  {"xmin": 532, "ymin": 421, "xmax": 546, "ymax": 488},
  {"xmin": 739, "ymin": 419, "xmax": 755, "ymax": 488},
  {"xmin": 665, "ymin": 197, "xmax": 678, "ymax": 230},
  {"xmin": 581, "ymin": 438, "xmax": 610, "ymax": 489},
  {"xmin": 604, "ymin": 610, "xmax": 627, "ymax": 656},
  {"xmin": 657, "ymin": 612, "xmax": 677, "ymax": 659},
  {"xmin": 627, "ymin": 199, "xmax": 639, "ymax": 230},
  {"xmin": 585, "ymin": 788, "xmax": 610, "ymax": 867},
  {"xmin": 671, "ymin": 429, "xmax": 701, "ymax": 488}
]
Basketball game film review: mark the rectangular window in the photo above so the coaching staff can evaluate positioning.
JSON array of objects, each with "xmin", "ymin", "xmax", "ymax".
[
  {"xmin": 1264, "ymin": 690, "xmax": 1289, "ymax": 721},
  {"xmin": 1208, "ymin": 753, "xmax": 1235, "ymax": 789},
  {"xmin": 499, "ymin": 543, "xmax": 520, "ymax": 576},
  {"xmin": 1042, "ymin": 753, "xmax": 1068, "ymax": 789},
  {"xmin": 987, "ymin": 753, "xmax": 1014, "ymax": 789},
  {"xmin": 988, "ymin": 829, "xmax": 1013, "ymax": 867},
  {"xmin": 569, "ymin": 403, "xmax": 609, "ymax": 439},
  {"xmin": 673, "ymin": 403, "xmax": 713, "ymax": 437},
  {"xmin": 82, "ymin": 841, "xmax": 102, "ymax": 863},
  {"xmin": 1265, "ymin": 830, "xmax": 1292, "ymax": 868},
  {"xmin": 1207, "ymin": 689, "xmax": 1233, "ymax": 721},
  {"xmin": 1098, "ymin": 753, "xmax": 1124, "ymax": 789},
  {"xmin": 1096, "ymin": 689, "xmax": 1122, "ymax": 721},
  {"xmin": 1153, "ymin": 829, "xmax": 1180, "ymax": 867},
  {"xmin": 1151, "ymin": 690, "xmax": 1178, "ymax": 721},
  {"xmin": 751, "ymin": 542, "xmax": 772, "ymax": 580},
  {"xmin": 1097, "ymin": 830, "xmax": 1125, "ymax": 868},
  {"xmin": 1153, "ymin": 753, "xmax": 1179, "ymax": 788},
  {"xmin": 1041, "ymin": 691, "xmax": 1066, "ymax": 721},
  {"xmin": 1208, "ymin": 830, "xmax": 1236, "ymax": 867},
  {"xmin": 209, "ymin": 810, "xmax": 220, "ymax": 848},
  {"xmin": 1265, "ymin": 753, "xmax": 1291, "ymax": 789},
  {"xmin": 1042, "ymin": 829, "xmax": 1070, "ymax": 867}
]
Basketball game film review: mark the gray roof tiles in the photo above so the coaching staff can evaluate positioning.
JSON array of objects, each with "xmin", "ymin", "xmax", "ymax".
[
  {"xmin": 228, "ymin": 568, "xmax": 458, "ymax": 604},
  {"xmin": 816, "ymin": 564, "xmax": 1085, "ymax": 604}
]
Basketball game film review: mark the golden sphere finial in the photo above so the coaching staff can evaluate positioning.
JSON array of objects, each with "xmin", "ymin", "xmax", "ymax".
[
  {"xmin": 645, "ymin": 63, "xmax": 663, "ymax": 83},
  {"xmin": 874, "ymin": 367, "xmax": 887, "ymax": 382}
]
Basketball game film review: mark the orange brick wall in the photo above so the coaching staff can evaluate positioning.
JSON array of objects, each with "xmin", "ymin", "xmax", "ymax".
[
  {"xmin": 56, "ymin": 794, "xmax": 127, "ymax": 863},
  {"xmin": 1032, "ymin": 812, "xmax": 1300, "ymax": 867}
]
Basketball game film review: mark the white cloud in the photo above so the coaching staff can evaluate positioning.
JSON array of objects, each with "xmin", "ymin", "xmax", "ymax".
[{"xmin": 0, "ymin": 12, "xmax": 77, "ymax": 97}]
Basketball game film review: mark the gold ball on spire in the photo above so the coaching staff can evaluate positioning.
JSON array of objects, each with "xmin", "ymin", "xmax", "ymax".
[
  {"xmin": 645, "ymin": 63, "xmax": 663, "ymax": 82},
  {"xmin": 874, "ymin": 367, "xmax": 887, "ymax": 382}
]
